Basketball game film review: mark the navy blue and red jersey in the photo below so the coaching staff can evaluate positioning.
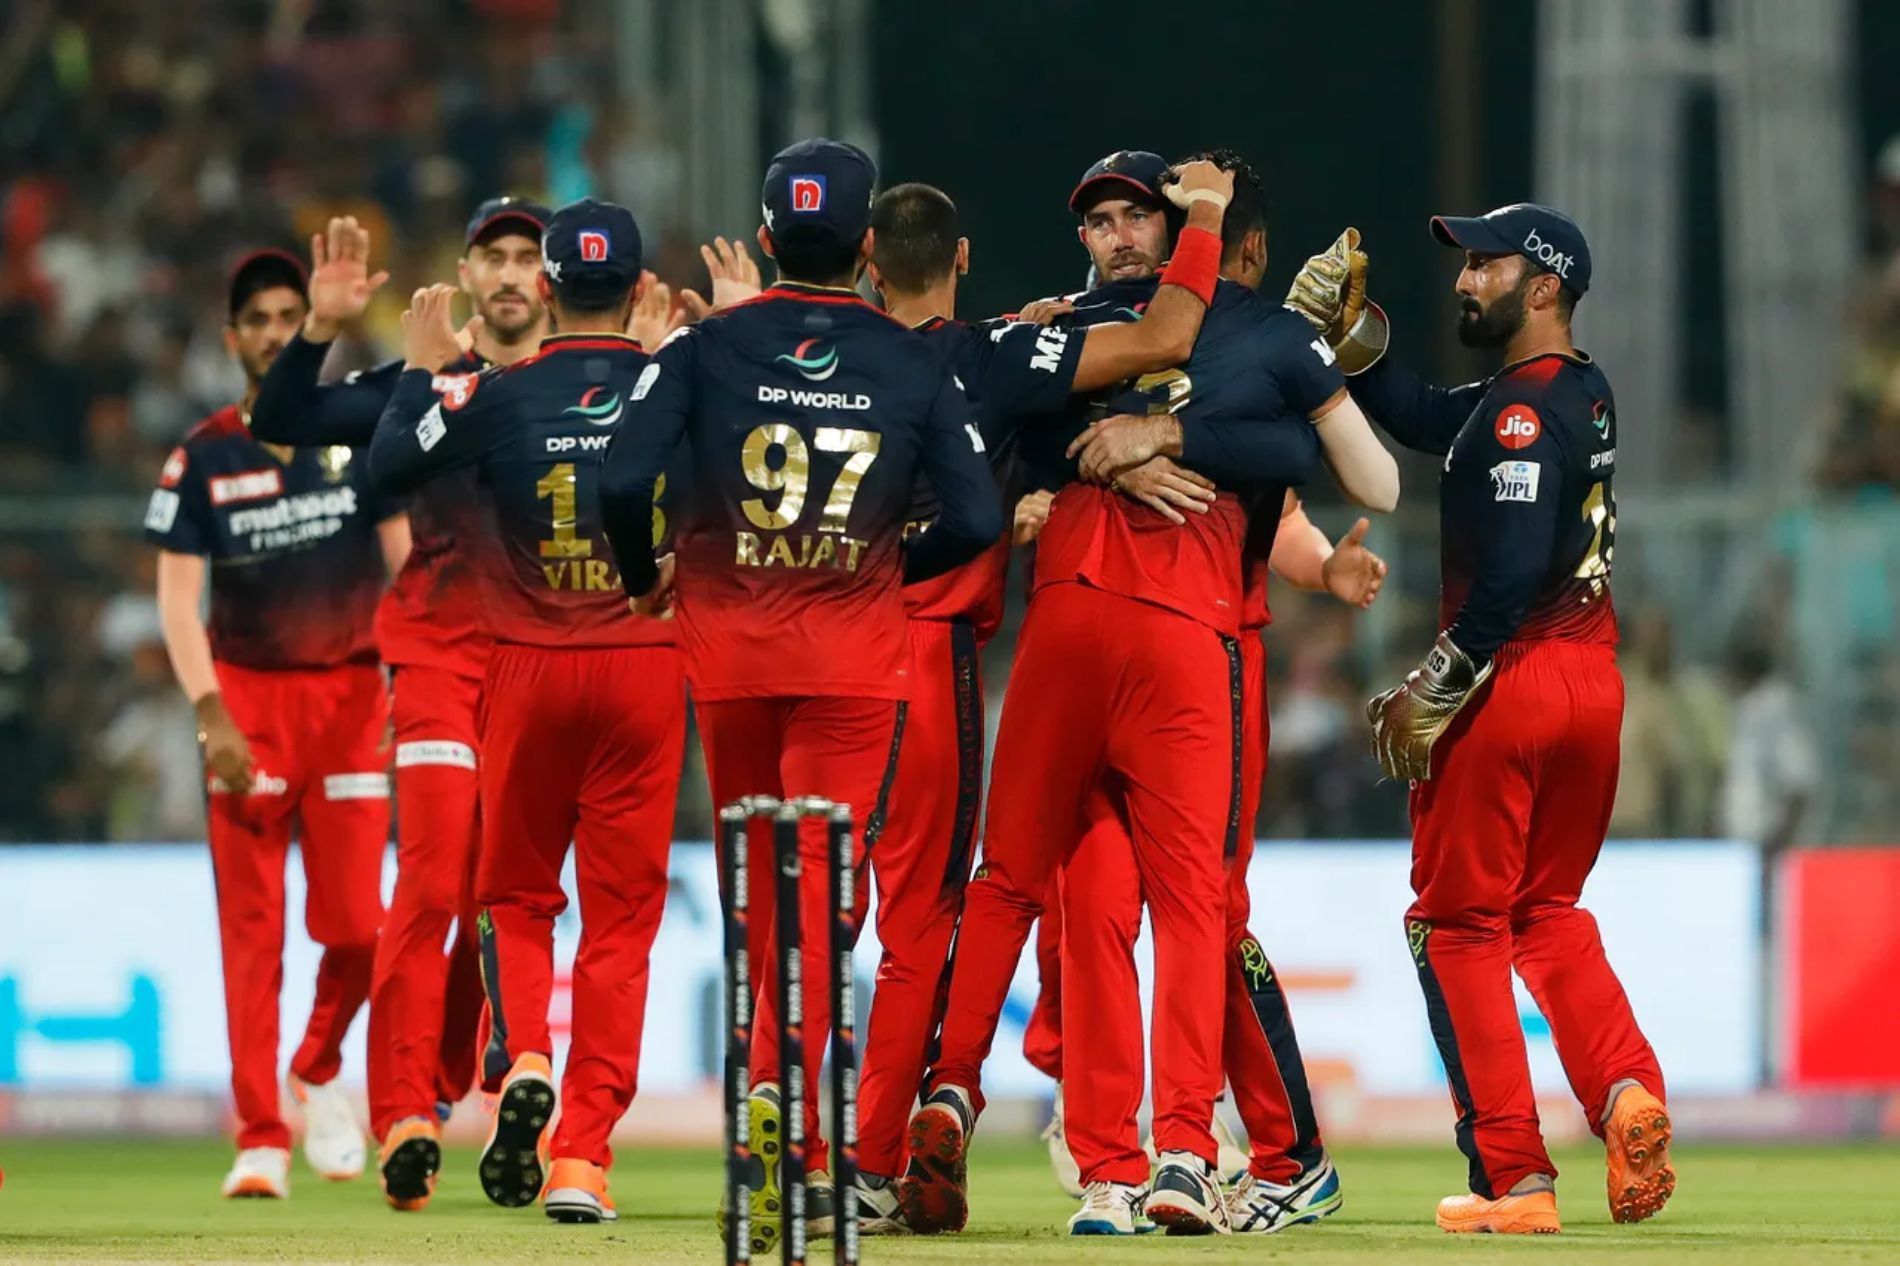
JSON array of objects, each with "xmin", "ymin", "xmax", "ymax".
[
  {"xmin": 1021, "ymin": 277, "xmax": 1337, "ymax": 637},
  {"xmin": 369, "ymin": 334, "xmax": 673, "ymax": 651},
  {"xmin": 903, "ymin": 314, "xmax": 1086, "ymax": 640},
  {"xmin": 1349, "ymin": 351, "xmax": 1618, "ymax": 664},
  {"xmin": 598, "ymin": 281, "xmax": 1003, "ymax": 701},
  {"xmin": 143, "ymin": 406, "xmax": 399, "ymax": 670},
  {"xmin": 252, "ymin": 333, "xmax": 495, "ymax": 680}
]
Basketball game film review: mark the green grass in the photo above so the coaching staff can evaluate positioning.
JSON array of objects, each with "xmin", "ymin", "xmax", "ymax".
[{"xmin": 1, "ymin": 1139, "xmax": 1898, "ymax": 1262}]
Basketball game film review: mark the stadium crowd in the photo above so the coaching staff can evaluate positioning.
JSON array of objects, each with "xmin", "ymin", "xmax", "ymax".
[{"xmin": 1, "ymin": 2, "xmax": 1897, "ymax": 847}]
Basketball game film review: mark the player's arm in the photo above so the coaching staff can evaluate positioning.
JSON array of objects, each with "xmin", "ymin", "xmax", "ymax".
[
  {"xmin": 251, "ymin": 215, "xmax": 394, "ymax": 446},
  {"xmin": 1348, "ymin": 357, "xmax": 1486, "ymax": 457},
  {"xmin": 904, "ymin": 370, "xmax": 1005, "ymax": 584},
  {"xmin": 153, "ymin": 549, "xmax": 254, "ymax": 796},
  {"xmin": 601, "ymin": 336, "xmax": 695, "ymax": 601},
  {"xmin": 1069, "ymin": 410, "xmax": 1321, "ymax": 491},
  {"xmin": 377, "ymin": 513, "xmax": 412, "ymax": 576},
  {"xmin": 1267, "ymin": 493, "xmax": 1387, "ymax": 609},
  {"xmin": 1312, "ymin": 394, "xmax": 1400, "ymax": 512},
  {"xmin": 369, "ymin": 285, "xmax": 492, "ymax": 496},
  {"xmin": 1366, "ymin": 389, "xmax": 1569, "ymax": 781}
]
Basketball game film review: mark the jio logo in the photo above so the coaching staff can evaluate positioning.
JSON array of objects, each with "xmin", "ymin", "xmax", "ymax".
[{"xmin": 1495, "ymin": 406, "xmax": 1542, "ymax": 450}]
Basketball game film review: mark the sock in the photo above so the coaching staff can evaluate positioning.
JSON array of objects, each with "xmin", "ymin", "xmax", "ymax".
[{"xmin": 1600, "ymin": 1078, "xmax": 1644, "ymax": 1128}]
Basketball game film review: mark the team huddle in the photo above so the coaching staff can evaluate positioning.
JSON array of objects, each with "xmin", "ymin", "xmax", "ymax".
[{"xmin": 144, "ymin": 137, "xmax": 1677, "ymax": 1242}]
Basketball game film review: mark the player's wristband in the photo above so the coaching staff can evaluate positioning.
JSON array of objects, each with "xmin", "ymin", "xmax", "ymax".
[{"xmin": 1160, "ymin": 225, "xmax": 1222, "ymax": 307}]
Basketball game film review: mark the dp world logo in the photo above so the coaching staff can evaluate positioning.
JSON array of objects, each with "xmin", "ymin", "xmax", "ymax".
[
  {"xmin": 776, "ymin": 338, "xmax": 839, "ymax": 382},
  {"xmin": 564, "ymin": 385, "xmax": 623, "ymax": 426}
]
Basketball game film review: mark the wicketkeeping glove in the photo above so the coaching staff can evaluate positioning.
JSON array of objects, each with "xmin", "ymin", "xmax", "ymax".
[
  {"xmin": 1365, "ymin": 632, "xmax": 1493, "ymax": 782},
  {"xmin": 1285, "ymin": 227, "xmax": 1368, "ymax": 343}
]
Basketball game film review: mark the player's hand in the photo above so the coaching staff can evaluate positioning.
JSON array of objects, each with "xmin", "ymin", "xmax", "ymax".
[
  {"xmin": 1012, "ymin": 489, "xmax": 1056, "ymax": 545},
  {"xmin": 455, "ymin": 315, "xmax": 484, "ymax": 356},
  {"xmin": 1321, "ymin": 517, "xmax": 1388, "ymax": 610},
  {"xmin": 1111, "ymin": 456, "xmax": 1216, "ymax": 525},
  {"xmin": 1068, "ymin": 413, "xmax": 1184, "ymax": 483},
  {"xmin": 628, "ymin": 271, "xmax": 673, "ymax": 349},
  {"xmin": 1016, "ymin": 297, "xmax": 1076, "ymax": 326},
  {"xmin": 305, "ymin": 216, "xmax": 391, "ymax": 342},
  {"xmin": 195, "ymin": 693, "xmax": 255, "ymax": 796},
  {"xmin": 1285, "ymin": 227, "xmax": 1368, "ymax": 343},
  {"xmin": 629, "ymin": 553, "xmax": 677, "ymax": 621},
  {"xmin": 701, "ymin": 236, "xmax": 763, "ymax": 309},
  {"xmin": 1164, "ymin": 159, "xmax": 1235, "ymax": 212},
  {"xmin": 1365, "ymin": 633, "xmax": 1492, "ymax": 782},
  {"xmin": 401, "ymin": 284, "xmax": 463, "ymax": 373}
]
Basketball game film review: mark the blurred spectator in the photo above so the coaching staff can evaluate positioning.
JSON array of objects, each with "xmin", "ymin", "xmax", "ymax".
[
  {"xmin": 1720, "ymin": 642, "xmax": 1819, "ymax": 854},
  {"xmin": 1611, "ymin": 612, "xmax": 1728, "ymax": 838}
]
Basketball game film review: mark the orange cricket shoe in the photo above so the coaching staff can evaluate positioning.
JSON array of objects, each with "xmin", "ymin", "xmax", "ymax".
[
  {"xmin": 1605, "ymin": 1086, "xmax": 1676, "ymax": 1223},
  {"xmin": 1435, "ymin": 1189, "xmax": 1562, "ymax": 1235},
  {"xmin": 544, "ymin": 1157, "xmax": 619, "ymax": 1224},
  {"xmin": 378, "ymin": 1115, "xmax": 442, "ymax": 1211},
  {"xmin": 479, "ymin": 1052, "xmax": 556, "ymax": 1209}
]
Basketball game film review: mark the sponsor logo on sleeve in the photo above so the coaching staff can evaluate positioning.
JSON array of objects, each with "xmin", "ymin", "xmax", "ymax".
[
  {"xmin": 1029, "ymin": 326, "xmax": 1070, "ymax": 373},
  {"xmin": 208, "ymin": 468, "xmax": 284, "ymax": 506},
  {"xmin": 417, "ymin": 404, "xmax": 447, "ymax": 452},
  {"xmin": 144, "ymin": 489, "xmax": 180, "ymax": 532},
  {"xmin": 323, "ymin": 772, "xmax": 390, "ymax": 801},
  {"xmin": 1310, "ymin": 337, "xmax": 1337, "ymax": 366},
  {"xmin": 1591, "ymin": 447, "xmax": 1616, "ymax": 471},
  {"xmin": 631, "ymin": 362, "xmax": 661, "ymax": 401},
  {"xmin": 790, "ymin": 175, "xmax": 826, "ymax": 213},
  {"xmin": 395, "ymin": 741, "xmax": 476, "ymax": 770},
  {"xmin": 1489, "ymin": 459, "xmax": 1542, "ymax": 503},
  {"xmin": 1494, "ymin": 403, "xmax": 1542, "ymax": 450},
  {"xmin": 159, "ymin": 448, "xmax": 186, "ymax": 488}
]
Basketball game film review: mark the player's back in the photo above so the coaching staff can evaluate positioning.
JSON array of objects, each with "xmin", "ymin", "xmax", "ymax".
[
  {"xmin": 445, "ymin": 334, "xmax": 669, "ymax": 649},
  {"xmin": 665, "ymin": 282, "xmax": 964, "ymax": 700},
  {"xmin": 1033, "ymin": 281, "xmax": 1325, "ymax": 637}
]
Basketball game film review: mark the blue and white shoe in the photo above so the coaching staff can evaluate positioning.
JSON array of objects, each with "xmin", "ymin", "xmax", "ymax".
[
  {"xmin": 1067, "ymin": 1181, "xmax": 1155, "ymax": 1235},
  {"xmin": 1145, "ymin": 1152, "xmax": 1231, "ymax": 1236},
  {"xmin": 1225, "ymin": 1156, "xmax": 1344, "ymax": 1234}
]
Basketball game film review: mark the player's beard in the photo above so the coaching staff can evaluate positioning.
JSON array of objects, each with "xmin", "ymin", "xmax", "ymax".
[
  {"xmin": 1457, "ymin": 277, "xmax": 1530, "ymax": 349},
  {"xmin": 240, "ymin": 344, "xmax": 283, "ymax": 385},
  {"xmin": 1098, "ymin": 245, "xmax": 1160, "ymax": 281},
  {"xmin": 480, "ymin": 288, "xmax": 542, "ymax": 343}
]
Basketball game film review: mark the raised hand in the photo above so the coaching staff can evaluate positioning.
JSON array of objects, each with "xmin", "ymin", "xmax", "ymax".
[
  {"xmin": 400, "ymin": 284, "xmax": 464, "ymax": 373},
  {"xmin": 627, "ymin": 271, "xmax": 674, "ymax": 349},
  {"xmin": 305, "ymin": 216, "xmax": 391, "ymax": 341}
]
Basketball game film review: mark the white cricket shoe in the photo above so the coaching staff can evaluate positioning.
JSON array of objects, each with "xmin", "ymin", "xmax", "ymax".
[
  {"xmin": 1226, "ymin": 1157, "xmax": 1345, "ymax": 1233},
  {"xmin": 1145, "ymin": 1151, "xmax": 1232, "ymax": 1235},
  {"xmin": 290, "ymin": 1074, "xmax": 366, "ymax": 1180},
  {"xmin": 1042, "ymin": 1083, "xmax": 1084, "ymax": 1198},
  {"xmin": 1068, "ymin": 1181, "xmax": 1154, "ymax": 1235},
  {"xmin": 222, "ymin": 1146, "xmax": 290, "ymax": 1199}
]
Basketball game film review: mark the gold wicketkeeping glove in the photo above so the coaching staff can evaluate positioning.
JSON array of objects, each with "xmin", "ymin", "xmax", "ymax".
[
  {"xmin": 1333, "ymin": 299, "xmax": 1389, "ymax": 377},
  {"xmin": 1285, "ymin": 227, "xmax": 1368, "ymax": 342},
  {"xmin": 1365, "ymin": 632, "xmax": 1493, "ymax": 782}
]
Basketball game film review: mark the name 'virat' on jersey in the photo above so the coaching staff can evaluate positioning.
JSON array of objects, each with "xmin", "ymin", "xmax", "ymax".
[
  {"xmin": 143, "ymin": 407, "xmax": 395, "ymax": 669},
  {"xmin": 368, "ymin": 334, "xmax": 672, "ymax": 649},
  {"xmin": 1026, "ymin": 278, "xmax": 1334, "ymax": 638}
]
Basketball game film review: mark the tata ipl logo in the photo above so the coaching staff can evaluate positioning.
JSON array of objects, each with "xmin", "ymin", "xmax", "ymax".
[
  {"xmin": 776, "ymin": 338, "xmax": 840, "ymax": 383},
  {"xmin": 1237, "ymin": 937, "xmax": 1274, "ymax": 992},
  {"xmin": 565, "ymin": 385, "xmax": 623, "ymax": 427}
]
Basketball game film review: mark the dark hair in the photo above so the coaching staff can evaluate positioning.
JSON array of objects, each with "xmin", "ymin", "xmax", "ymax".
[
  {"xmin": 869, "ymin": 183, "xmax": 960, "ymax": 293},
  {"xmin": 228, "ymin": 253, "xmax": 308, "ymax": 322},
  {"xmin": 1555, "ymin": 283, "xmax": 1580, "ymax": 322},
  {"xmin": 771, "ymin": 231, "xmax": 866, "ymax": 287},
  {"xmin": 1173, "ymin": 147, "xmax": 1267, "ymax": 263}
]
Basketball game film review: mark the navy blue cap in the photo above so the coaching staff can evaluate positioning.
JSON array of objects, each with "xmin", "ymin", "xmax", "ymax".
[
  {"xmin": 540, "ymin": 198, "xmax": 643, "ymax": 307},
  {"xmin": 1430, "ymin": 203, "xmax": 1591, "ymax": 294},
  {"xmin": 227, "ymin": 248, "xmax": 308, "ymax": 319},
  {"xmin": 762, "ymin": 138, "xmax": 877, "ymax": 248},
  {"xmin": 465, "ymin": 195, "xmax": 553, "ymax": 250},
  {"xmin": 1068, "ymin": 150, "xmax": 1169, "ymax": 214}
]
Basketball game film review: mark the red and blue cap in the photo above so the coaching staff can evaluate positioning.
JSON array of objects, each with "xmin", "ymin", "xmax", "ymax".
[
  {"xmin": 541, "ymin": 197, "xmax": 643, "ymax": 307},
  {"xmin": 465, "ymin": 195, "xmax": 552, "ymax": 250},
  {"xmin": 1430, "ymin": 202, "xmax": 1592, "ymax": 294},
  {"xmin": 1068, "ymin": 149, "xmax": 1169, "ymax": 215},
  {"xmin": 762, "ymin": 138, "xmax": 877, "ymax": 248}
]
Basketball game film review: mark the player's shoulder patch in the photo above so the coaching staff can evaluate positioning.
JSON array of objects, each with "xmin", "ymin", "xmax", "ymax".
[
  {"xmin": 433, "ymin": 371, "xmax": 481, "ymax": 411},
  {"xmin": 1492, "ymin": 401, "xmax": 1543, "ymax": 450},
  {"xmin": 157, "ymin": 446, "xmax": 187, "ymax": 489}
]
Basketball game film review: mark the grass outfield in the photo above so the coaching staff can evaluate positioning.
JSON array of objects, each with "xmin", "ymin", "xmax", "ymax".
[{"xmin": 1, "ymin": 1139, "xmax": 1897, "ymax": 1263}]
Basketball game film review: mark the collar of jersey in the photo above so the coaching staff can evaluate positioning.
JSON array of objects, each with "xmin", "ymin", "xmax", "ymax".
[
  {"xmin": 1498, "ymin": 348, "xmax": 1592, "ymax": 378},
  {"xmin": 537, "ymin": 332, "xmax": 645, "ymax": 353}
]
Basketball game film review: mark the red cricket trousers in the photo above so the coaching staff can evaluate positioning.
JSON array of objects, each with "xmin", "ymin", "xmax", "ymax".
[
  {"xmin": 475, "ymin": 642, "xmax": 685, "ymax": 1168},
  {"xmin": 1021, "ymin": 897, "xmax": 1064, "ymax": 1082},
  {"xmin": 1406, "ymin": 639, "xmax": 1663, "ymax": 1197},
  {"xmin": 366, "ymin": 664, "xmax": 487, "ymax": 1139},
  {"xmin": 1059, "ymin": 635, "xmax": 1325, "ymax": 1185},
  {"xmin": 208, "ymin": 661, "xmax": 387, "ymax": 1151},
  {"xmin": 855, "ymin": 620, "xmax": 983, "ymax": 1181},
  {"xmin": 699, "ymin": 693, "xmax": 901, "ymax": 1180},
  {"xmin": 930, "ymin": 581, "xmax": 1233, "ymax": 1165}
]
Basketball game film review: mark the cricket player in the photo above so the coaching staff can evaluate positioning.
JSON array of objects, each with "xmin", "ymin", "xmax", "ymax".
[
  {"xmin": 846, "ymin": 164, "xmax": 1234, "ymax": 1232},
  {"xmin": 1340, "ymin": 204, "xmax": 1670, "ymax": 1234},
  {"xmin": 371, "ymin": 198, "xmax": 683, "ymax": 1225},
  {"xmin": 250, "ymin": 197, "xmax": 552, "ymax": 1210},
  {"xmin": 596, "ymin": 138, "xmax": 1003, "ymax": 1254},
  {"xmin": 146, "ymin": 250, "xmax": 408, "ymax": 1199}
]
